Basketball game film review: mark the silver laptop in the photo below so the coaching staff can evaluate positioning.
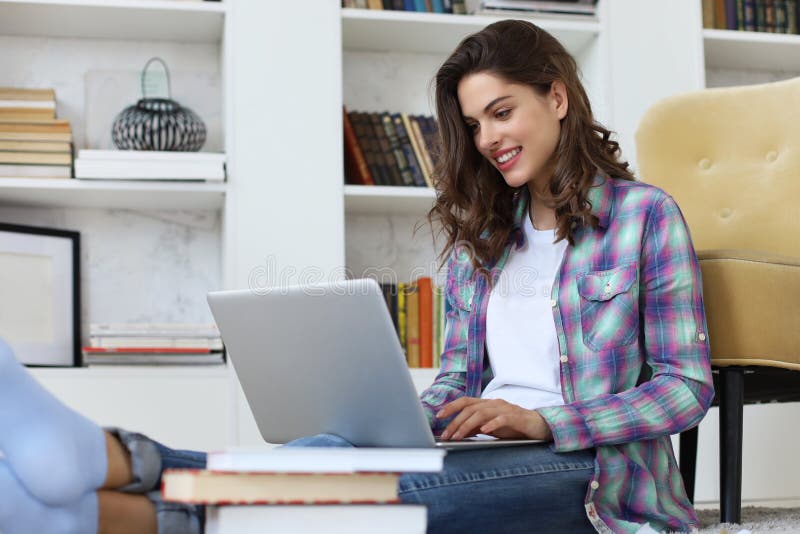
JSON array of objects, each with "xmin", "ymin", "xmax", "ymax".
[{"xmin": 207, "ymin": 278, "xmax": 541, "ymax": 450}]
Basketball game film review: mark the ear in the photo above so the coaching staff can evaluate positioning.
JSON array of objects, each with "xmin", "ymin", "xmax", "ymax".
[{"xmin": 550, "ymin": 80, "xmax": 568, "ymax": 120}]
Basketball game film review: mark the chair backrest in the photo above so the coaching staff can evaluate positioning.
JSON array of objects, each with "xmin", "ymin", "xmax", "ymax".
[{"xmin": 635, "ymin": 77, "xmax": 800, "ymax": 258}]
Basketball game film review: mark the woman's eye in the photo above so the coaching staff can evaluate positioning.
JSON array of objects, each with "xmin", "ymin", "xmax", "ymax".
[
  {"xmin": 468, "ymin": 122, "xmax": 479, "ymax": 133},
  {"xmin": 496, "ymin": 109, "xmax": 511, "ymax": 119}
]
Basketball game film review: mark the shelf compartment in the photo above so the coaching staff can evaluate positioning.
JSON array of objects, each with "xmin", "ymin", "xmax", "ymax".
[
  {"xmin": 0, "ymin": 0, "xmax": 227, "ymax": 43},
  {"xmin": 342, "ymin": 8, "xmax": 600, "ymax": 56},
  {"xmin": 703, "ymin": 29, "xmax": 800, "ymax": 71},
  {"xmin": 0, "ymin": 178, "xmax": 226, "ymax": 210},
  {"xmin": 344, "ymin": 184, "xmax": 435, "ymax": 216}
]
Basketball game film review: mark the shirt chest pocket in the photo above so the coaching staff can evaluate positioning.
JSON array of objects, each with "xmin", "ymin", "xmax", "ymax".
[{"xmin": 576, "ymin": 264, "xmax": 639, "ymax": 351}]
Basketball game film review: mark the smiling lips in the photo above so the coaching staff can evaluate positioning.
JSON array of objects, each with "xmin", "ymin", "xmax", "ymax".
[{"xmin": 492, "ymin": 146, "xmax": 522, "ymax": 170}]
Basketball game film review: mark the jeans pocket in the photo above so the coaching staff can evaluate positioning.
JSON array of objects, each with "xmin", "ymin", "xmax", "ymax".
[{"xmin": 577, "ymin": 264, "xmax": 638, "ymax": 351}]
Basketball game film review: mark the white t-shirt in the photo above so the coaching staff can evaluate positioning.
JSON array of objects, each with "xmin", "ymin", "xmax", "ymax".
[{"xmin": 481, "ymin": 212, "xmax": 567, "ymax": 411}]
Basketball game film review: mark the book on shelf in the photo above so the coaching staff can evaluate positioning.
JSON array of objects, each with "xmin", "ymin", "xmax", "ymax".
[
  {"xmin": 74, "ymin": 149, "xmax": 226, "ymax": 181},
  {"xmin": 477, "ymin": 0, "xmax": 598, "ymax": 16},
  {"xmin": 205, "ymin": 505, "xmax": 427, "ymax": 534},
  {"xmin": 206, "ymin": 446, "xmax": 446, "ymax": 473},
  {"xmin": 374, "ymin": 279, "xmax": 444, "ymax": 369},
  {"xmin": 82, "ymin": 348, "xmax": 225, "ymax": 366},
  {"xmin": 703, "ymin": 0, "xmax": 799, "ymax": 34},
  {"xmin": 344, "ymin": 108, "xmax": 439, "ymax": 188},
  {"xmin": 0, "ymin": 88, "xmax": 74, "ymax": 179},
  {"xmin": 163, "ymin": 470, "xmax": 401, "ymax": 505},
  {"xmin": 342, "ymin": 0, "xmax": 456, "ymax": 14},
  {"xmin": 90, "ymin": 322, "xmax": 220, "ymax": 337},
  {"xmin": 89, "ymin": 336, "xmax": 223, "ymax": 350}
]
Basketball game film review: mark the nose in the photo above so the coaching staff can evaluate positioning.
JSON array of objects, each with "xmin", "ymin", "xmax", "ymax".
[{"xmin": 477, "ymin": 122, "xmax": 500, "ymax": 152}]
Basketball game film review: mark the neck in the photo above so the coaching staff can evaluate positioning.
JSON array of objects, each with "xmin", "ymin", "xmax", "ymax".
[{"xmin": 527, "ymin": 183, "xmax": 556, "ymax": 231}]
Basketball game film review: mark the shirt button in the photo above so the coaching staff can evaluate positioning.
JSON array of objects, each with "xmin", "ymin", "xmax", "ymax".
[
  {"xmin": 698, "ymin": 332, "xmax": 707, "ymax": 341},
  {"xmin": 550, "ymin": 299, "xmax": 557, "ymax": 308},
  {"xmin": 590, "ymin": 480, "xmax": 600, "ymax": 490},
  {"xmin": 560, "ymin": 355, "xmax": 568, "ymax": 363}
]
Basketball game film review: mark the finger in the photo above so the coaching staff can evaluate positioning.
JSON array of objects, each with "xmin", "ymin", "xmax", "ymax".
[
  {"xmin": 440, "ymin": 401, "xmax": 487, "ymax": 439},
  {"xmin": 436, "ymin": 396, "xmax": 479, "ymax": 420},
  {"xmin": 480, "ymin": 413, "xmax": 511, "ymax": 436},
  {"xmin": 451, "ymin": 410, "xmax": 496, "ymax": 440},
  {"xmin": 444, "ymin": 402, "xmax": 499, "ymax": 440}
]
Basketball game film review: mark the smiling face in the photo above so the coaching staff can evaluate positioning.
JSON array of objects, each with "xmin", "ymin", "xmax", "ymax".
[{"xmin": 457, "ymin": 71, "xmax": 568, "ymax": 192}]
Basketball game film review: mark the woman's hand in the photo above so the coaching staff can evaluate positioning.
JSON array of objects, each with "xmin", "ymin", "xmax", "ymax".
[{"xmin": 436, "ymin": 397, "xmax": 554, "ymax": 441}]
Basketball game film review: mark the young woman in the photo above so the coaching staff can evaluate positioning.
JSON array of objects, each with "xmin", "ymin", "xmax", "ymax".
[{"xmin": 0, "ymin": 19, "xmax": 712, "ymax": 534}]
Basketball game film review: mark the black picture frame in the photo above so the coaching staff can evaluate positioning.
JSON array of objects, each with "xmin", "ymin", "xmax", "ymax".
[{"xmin": 0, "ymin": 222, "xmax": 81, "ymax": 367}]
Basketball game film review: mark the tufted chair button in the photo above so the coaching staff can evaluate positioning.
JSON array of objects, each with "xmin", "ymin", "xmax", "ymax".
[
  {"xmin": 766, "ymin": 151, "xmax": 778, "ymax": 163},
  {"xmin": 698, "ymin": 158, "xmax": 711, "ymax": 170},
  {"xmin": 720, "ymin": 207, "xmax": 733, "ymax": 219}
]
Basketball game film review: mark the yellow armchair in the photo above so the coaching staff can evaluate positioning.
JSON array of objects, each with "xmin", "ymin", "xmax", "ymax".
[{"xmin": 635, "ymin": 76, "xmax": 800, "ymax": 524}]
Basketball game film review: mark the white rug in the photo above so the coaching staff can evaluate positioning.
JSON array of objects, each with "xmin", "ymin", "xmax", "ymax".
[{"xmin": 694, "ymin": 506, "xmax": 800, "ymax": 533}]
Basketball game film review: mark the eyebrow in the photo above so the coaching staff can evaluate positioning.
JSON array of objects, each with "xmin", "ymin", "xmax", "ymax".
[{"xmin": 463, "ymin": 95, "xmax": 513, "ymax": 120}]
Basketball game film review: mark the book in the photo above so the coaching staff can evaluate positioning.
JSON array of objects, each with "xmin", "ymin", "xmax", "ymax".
[
  {"xmin": 0, "ymin": 131, "xmax": 71, "ymax": 142},
  {"xmin": 0, "ymin": 88, "xmax": 55, "ymax": 101},
  {"xmin": 401, "ymin": 113, "xmax": 432, "ymax": 186},
  {"xmin": 343, "ymin": 107, "xmax": 374, "ymax": 186},
  {"xmin": 0, "ymin": 164, "xmax": 71, "ymax": 178},
  {"xmin": 89, "ymin": 323, "xmax": 220, "ymax": 338},
  {"xmin": 88, "ymin": 336, "xmax": 223, "ymax": 350},
  {"xmin": 83, "ymin": 351, "xmax": 225, "ymax": 366},
  {"xmin": 409, "ymin": 116, "xmax": 435, "ymax": 186},
  {"xmin": 417, "ymin": 276, "xmax": 434, "ymax": 368},
  {"xmin": 391, "ymin": 113, "xmax": 427, "ymax": 187},
  {"xmin": 74, "ymin": 160, "xmax": 225, "ymax": 181},
  {"xmin": 77, "ymin": 149, "xmax": 225, "ymax": 163},
  {"xmin": 702, "ymin": 0, "xmax": 715, "ymax": 27},
  {"xmin": 0, "ymin": 151, "xmax": 71, "ymax": 166},
  {"xmin": 0, "ymin": 109, "xmax": 56, "ymax": 122},
  {"xmin": 350, "ymin": 111, "xmax": 387, "ymax": 186},
  {"xmin": 478, "ymin": 0, "xmax": 597, "ymax": 16},
  {"xmin": 405, "ymin": 282, "xmax": 421, "ymax": 368},
  {"xmin": 162, "ymin": 469, "xmax": 400, "ymax": 505},
  {"xmin": 0, "ymin": 120, "xmax": 70, "ymax": 134},
  {"xmin": 206, "ymin": 447, "xmax": 446, "ymax": 473},
  {"xmin": 0, "ymin": 140, "xmax": 71, "ymax": 152},
  {"xmin": 0, "ymin": 100, "xmax": 55, "ymax": 110},
  {"xmin": 205, "ymin": 505, "xmax": 427, "ymax": 534}
]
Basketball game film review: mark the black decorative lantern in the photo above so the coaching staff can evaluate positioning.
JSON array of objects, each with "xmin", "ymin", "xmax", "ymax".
[{"xmin": 111, "ymin": 57, "xmax": 207, "ymax": 152}]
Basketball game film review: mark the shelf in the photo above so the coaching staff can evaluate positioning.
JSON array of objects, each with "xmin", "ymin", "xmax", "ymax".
[
  {"xmin": 703, "ymin": 29, "xmax": 800, "ymax": 71},
  {"xmin": 0, "ymin": 178, "xmax": 226, "ymax": 210},
  {"xmin": 0, "ymin": 0, "xmax": 227, "ymax": 43},
  {"xmin": 344, "ymin": 184, "xmax": 435, "ymax": 216},
  {"xmin": 30, "ymin": 363, "xmax": 230, "ymax": 379},
  {"xmin": 342, "ymin": 8, "xmax": 600, "ymax": 56}
]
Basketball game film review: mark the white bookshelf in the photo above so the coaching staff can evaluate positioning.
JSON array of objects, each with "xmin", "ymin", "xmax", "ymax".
[
  {"xmin": 0, "ymin": 0, "xmax": 227, "ymax": 43},
  {"xmin": 342, "ymin": 7, "xmax": 600, "ymax": 55},
  {"xmin": 0, "ymin": 178, "xmax": 227, "ymax": 209},
  {"xmin": 703, "ymin": 28, "xmax": 800, "ymax": 71},
  {"xmin": 344, "ymin": 185, "xmax": 434, "ymax": 216}
]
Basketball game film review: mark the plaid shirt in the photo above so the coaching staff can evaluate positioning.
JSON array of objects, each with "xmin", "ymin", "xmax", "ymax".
[{"xmin": 420, "ymin": 175, "xmax": 714, "ymax": 533}]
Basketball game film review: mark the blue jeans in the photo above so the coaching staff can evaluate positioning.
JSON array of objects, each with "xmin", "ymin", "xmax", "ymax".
[{"xmin": 152, "ymin": 434, "xmax": 596, "ymax": 533}]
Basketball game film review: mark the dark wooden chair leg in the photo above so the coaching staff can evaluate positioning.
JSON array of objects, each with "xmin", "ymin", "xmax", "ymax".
[
  {"xmin": 679, "ymin": 425, "xmax": 699, "ymax": 503},
  {"xmin": 719, "ymin": 367, "xmax": 744, "ymax": 525}
]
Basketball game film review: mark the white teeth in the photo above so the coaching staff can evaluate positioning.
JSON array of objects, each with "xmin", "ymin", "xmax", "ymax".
[{"xmin": 496, "ymin": 148, "xmax": 520, "ymax": 163}]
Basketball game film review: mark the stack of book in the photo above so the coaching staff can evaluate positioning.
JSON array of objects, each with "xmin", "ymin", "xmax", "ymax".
[
  {"xmin": 703, "ymin": 0, "xmax": 799, "ymax": 34},
  {"xmin": 82, "ymin": 323, "xmax": 225, "ymax": 366},
  {"xmin": 343, "ymin": 108, "xmax": 439, "ymax": 188},
  {"xmin": 163, "ymin": 447, "xmax": 445, "ymax": 534},
  {"xmin": 477, "ymin": 0, "xmax": 598, "ymax": 17},
  {"xmin": 342, "ymin": 0, "xmax": 467, "ymax": 14},
  {"xmin": 74, "ymin": 149, "xmax": 226, "ymax": 182},
  {"xmin": 0, "ymin": 87, "xmax": 73, "ymax": 179},
  {"xmin": 379, "ymin": 276, "xmax": 445, "ymax": 369}
]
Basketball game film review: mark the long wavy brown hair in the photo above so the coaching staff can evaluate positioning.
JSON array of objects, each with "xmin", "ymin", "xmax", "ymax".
[{"xmin": 425, "ymin": 19, "xmax": 635, "ymax": 275}]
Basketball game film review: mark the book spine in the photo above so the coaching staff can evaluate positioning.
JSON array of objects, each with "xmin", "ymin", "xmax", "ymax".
[
  {"xmin": 401, "ymin": 113, "xmax": 431, "ymax": 187},
  {"xmin": 391, "ymin": 114, "xmax": 426, "ymax": 187},
  {"xmin": 369, "ymin": 112, "xmax": 403, "ymax": 186},
  {"xmin": 765, "ymin": 0, "xmax": 776, "ymax": 30},
  {"xmin": 736, "ymin": 0, "xmax": 746, "ymax": 29},
  {"xmin": 417, "ymin": 277, "xmax": 433, "ymax": 368},
  {"xmin": 397, "ymin": 282, "xmax": 407, "ymax": 359},
  {"xmin": 410, "ymin": 116, "xmax": 435, "ymax": 187},
  {"xmin": 744, "ymin": 0, "xmax": 757, "ymax": 29},
  {"xmin": 775, "ymin": 0, "xmax": 787, "ymax": 31},
  {"xmin": 702, "ymin": 0, "xmax": 715, "ymax": 27},
  {"xmin": 715, "ymin": 0, "xmax": 728, "ymax": 28},
  {"xmin": 405, "ymin": 283, "xmax": 420, "ymax": 368},
  {"xmin": 756, "ymin": 0, "xmax": 767, "ymax": 31},
  {"xmin": 343, "ymin": 107, "xmax": 375, "ymax": 186},
  {"xmin": 381, "ymin": 112, "xmax": 415, "ymax": 187},
  {"xmin": 725, "ymin": 0, "xmax": 739, "ymax": 28},
  {"xmin": 431, "ymin": 0, "xmax": 445, "ymax": 12},
  {"xmin": 350, "ymin": 112, "xmax": 385, "ymax": 185},
  {"xmin": 787, "ymin": 0, "xmax": 798, "ymax": 33}
]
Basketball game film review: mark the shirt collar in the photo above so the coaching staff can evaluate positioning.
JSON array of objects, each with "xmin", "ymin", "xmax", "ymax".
[{"xmin": 508, "ymin": 174, "xmax": 613, "ymax": 248}]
